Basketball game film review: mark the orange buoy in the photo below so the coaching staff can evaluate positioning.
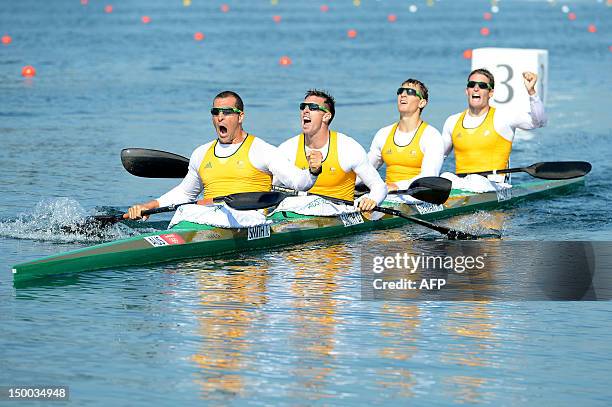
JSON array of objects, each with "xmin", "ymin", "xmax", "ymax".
[
  {"xmin": 587, "ymin": 24, "xmax": 597, "ymax": 33},
  {"xmin": 220, "ymin": 4, "xmax": 229, "ymax": 13},
  {"xmin": 480, "ymin": 27, "xmax": 490, "ymax": 36},
  {"xmin": 1, "ymin": 35, "xmax": 11, "ymax": 45},
  {"xmin": 279, "ymin": 56, "xmax": 292, "ymax": 66},
  {"xmin": 483, "ymin": 12, "xmax": 492, "ymax": 20},
  {"xmin": 194, "ymin": 32, "xmax": 204, "ymax": 41},
  {"xmin": 387, "ymin": 14, "xmax": 397, "ymax": 22},
  {"xmin": 568, "ymin": 12, "xmax": 576, "ymax": 21},
  {"xmin": 81, "ymin": 0, "xmax": 88, "ymax": 5},
  {"xmin": 463, "ymin": 49, "xmax": 473, "ymax": 59},
  {"xmin": 273, "ymin": 15, "xmax": 281, "ymax": 23},
  {"xmin": 320, "ymin": 5, "xmax": 329, "ymax": 12},
  {"xmin": 22, "ymin": 65, "xmax": 36, "ymax": 77},
  {"xmin": 104, "ymin": 5, "xmax": 113, "ymax": 13},
  {"xmin": 347, "ymin": 29, "xmax": 357, "ymax": 38},
  {"xmin": 141, "ymin": 16, "xmax": 151, "ymax": 24}
]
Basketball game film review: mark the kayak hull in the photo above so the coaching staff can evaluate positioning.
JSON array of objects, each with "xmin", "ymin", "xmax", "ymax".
[{"xmin": 11, "ymin": 178, "xmax": 584, "ymax": 284}]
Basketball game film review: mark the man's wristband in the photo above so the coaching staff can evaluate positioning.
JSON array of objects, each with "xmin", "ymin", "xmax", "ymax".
[{"xmin": 309, "ymin": 166, "xmax": 322, "ymax": 176}]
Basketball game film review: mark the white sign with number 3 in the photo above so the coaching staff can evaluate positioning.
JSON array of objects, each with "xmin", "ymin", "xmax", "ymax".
[{"xmin": 471, "ymin": 48, "xmax": 548, "ymax": 111}]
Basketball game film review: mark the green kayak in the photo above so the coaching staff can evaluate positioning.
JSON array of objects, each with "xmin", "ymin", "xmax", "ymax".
[{"xmin": 11, "ymin": 177, "xmax": 584, "ymax": 284}]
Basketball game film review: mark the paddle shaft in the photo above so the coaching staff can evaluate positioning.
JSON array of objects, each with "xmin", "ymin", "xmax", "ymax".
[
  {"xmin": 110, "ymin": 201, "xmax": 198, "ymax": 223},
  {"xmin": 461, "ymin": 167, "xmax": 523, "ymax": 177},
  {"xmin": 63, "ymin": 200, "xmax": 200, "ymax": 234},
  {"xmin": 354, "ymin": 186, "xmax": 438, "ymax": 199},
  {"xmin": 367, "ymin": 205, "xmax": 473, "ymax": 240},
  {"xmin": 276, "ymin": 189, "xmax": 478, "ymax": 240},
  {"xmin": 119, "ymin": 149, "xmax": 591, "ymax": 182},
  {"xmin": 87, "ymin": 188, "xmax": 473, "ymax": 239}
]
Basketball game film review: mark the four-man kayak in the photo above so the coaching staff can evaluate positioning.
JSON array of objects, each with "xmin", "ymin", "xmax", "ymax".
[{"xmin": 11, "ymin": 177, "xmax": 584, "ymax": 284}]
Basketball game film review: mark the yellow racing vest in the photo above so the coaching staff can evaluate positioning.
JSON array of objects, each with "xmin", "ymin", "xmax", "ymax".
[
  {"xmin": 295, "ymin": 131, "xmax": 356, "ymax": 201},
  {"xmin": 382, "ymin": 121, "xmax": 427, "ymax": 183},
  {"xmin": 451, "ymin": 107, "xmax": 512, "ymax": 174},
  {"xmin": 199, "ymin": 134, "xmax": 272, "ymax": 199}
]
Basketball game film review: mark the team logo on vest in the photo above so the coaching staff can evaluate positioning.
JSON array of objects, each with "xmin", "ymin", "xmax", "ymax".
[
  {"xmin": 330, "ymin": 167, "xmax": 337, "ymax": 173},
  {"xmin": 410, "ymin": 150, "xmax": 417, "ymax": 156},
  {"xmin": 204, "ymin": 162, "xmax": 213, "ymax": 169},
  {"xmin": 385, "ymin": 148, "xmax": 393, "ymax": 155},
  {"xmin": 236, "ymin": 160, "xmax": 245, "ymax": 168}
]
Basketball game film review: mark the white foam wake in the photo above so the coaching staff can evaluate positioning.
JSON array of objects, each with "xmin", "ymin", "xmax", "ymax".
[{"xmin": 0, "ymin": 198, "xmax": 145, "ymax": 243}]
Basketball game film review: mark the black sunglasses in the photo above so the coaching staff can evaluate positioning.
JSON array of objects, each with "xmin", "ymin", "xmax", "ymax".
[
  {"xmin": 299, "ymin": 102, "xmax": 330, "ymax": 113},
  {"xmin": 466, "ymin": 81, "xmax": 493, "ymax": 90},
  {"xmin": 210, "ymin": 106, "xmax": 242, "ymax": 116},
  {"xmin": 396, "ymin": 87, "xmax": 423, "ymax": 99}
]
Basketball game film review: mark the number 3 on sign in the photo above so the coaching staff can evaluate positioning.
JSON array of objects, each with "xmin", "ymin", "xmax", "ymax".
[
  {"xmin": 495, "ymin": 64, "xmax": 513, "ymax": 104},
  {"xmin": 471, "ymin": 48, "xmax": 548, "ymax": 111}
]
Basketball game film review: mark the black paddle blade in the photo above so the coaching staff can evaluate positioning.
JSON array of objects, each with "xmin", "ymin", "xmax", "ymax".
[
  {"xmin": 527, "ymin": 161, "xmax": 592, "ymax": 180},
  {"xmin": 121, "ymin": 148, "xmax": 189, "ymax": 178},
  {"xmin": 220, "ymin": 192, "xmax": 286, "ymax": 210},
  {"xmin": 355, "ymin": 177, "xmax": 452, "ymax": 204},
  {"xmin": 88, "ymin": 214, "xmax": 124, "ymax": 227},
  {"xmin": 408, "ymin": 177, "xmax": 452, "ymax": 205},
  {"xmin": 410, "ymin": 176, "xmax": 452, "ymax": 191},
  {"xmin": 60, "ymin": 214, "xmax": 123, "ymax": 235}
]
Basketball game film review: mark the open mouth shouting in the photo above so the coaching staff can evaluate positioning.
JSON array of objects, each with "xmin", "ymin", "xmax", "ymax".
[
  {"xmin": 214, "ymin": 119, "xmax": 237, "ymax": 143},
  {"xmin": 468, "ymin": 88, "xmax": 487, "ymax": 107},
  {"xmin": 302, "ymin": 115, "xmax": 312, "ymax": 127}
]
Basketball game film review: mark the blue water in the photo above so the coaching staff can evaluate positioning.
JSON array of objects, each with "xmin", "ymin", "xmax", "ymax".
[{"xmin": 1, "ymin": 0, "xmax": 612, "ymax": 405}]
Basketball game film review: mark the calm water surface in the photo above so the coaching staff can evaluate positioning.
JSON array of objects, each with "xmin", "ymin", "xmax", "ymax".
[{"xmin": 1, "ymin": 0, "xmax": 612, "ymax": 405}]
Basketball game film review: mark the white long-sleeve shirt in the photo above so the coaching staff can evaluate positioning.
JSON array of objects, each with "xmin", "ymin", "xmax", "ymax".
[
  {"xmin": 157, "ymin": 137, "xmax": 317, "ymax": 207},
  {"xmin": 276, "ymin": 132, "xmax": 387, "ymax": 205},
  {"xmin": 442, "ymin": 94, "xmax": 547, "ymax": 156}
]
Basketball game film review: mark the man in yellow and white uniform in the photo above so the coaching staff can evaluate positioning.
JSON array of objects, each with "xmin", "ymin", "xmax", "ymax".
[
  {"xmin": 441, "ymin": 69, "xmax": 546, "ymax": 190},
  {"xmin": 367, "ymin": 79, "xmax": 444, "ymax": 192},
  {"xmin": 276, "ymin": 89, "xmax": 386, "ymax": 212},
  {"xmin": 127, "ymin": 91, "xmax": 322, "ymax": 219}
]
